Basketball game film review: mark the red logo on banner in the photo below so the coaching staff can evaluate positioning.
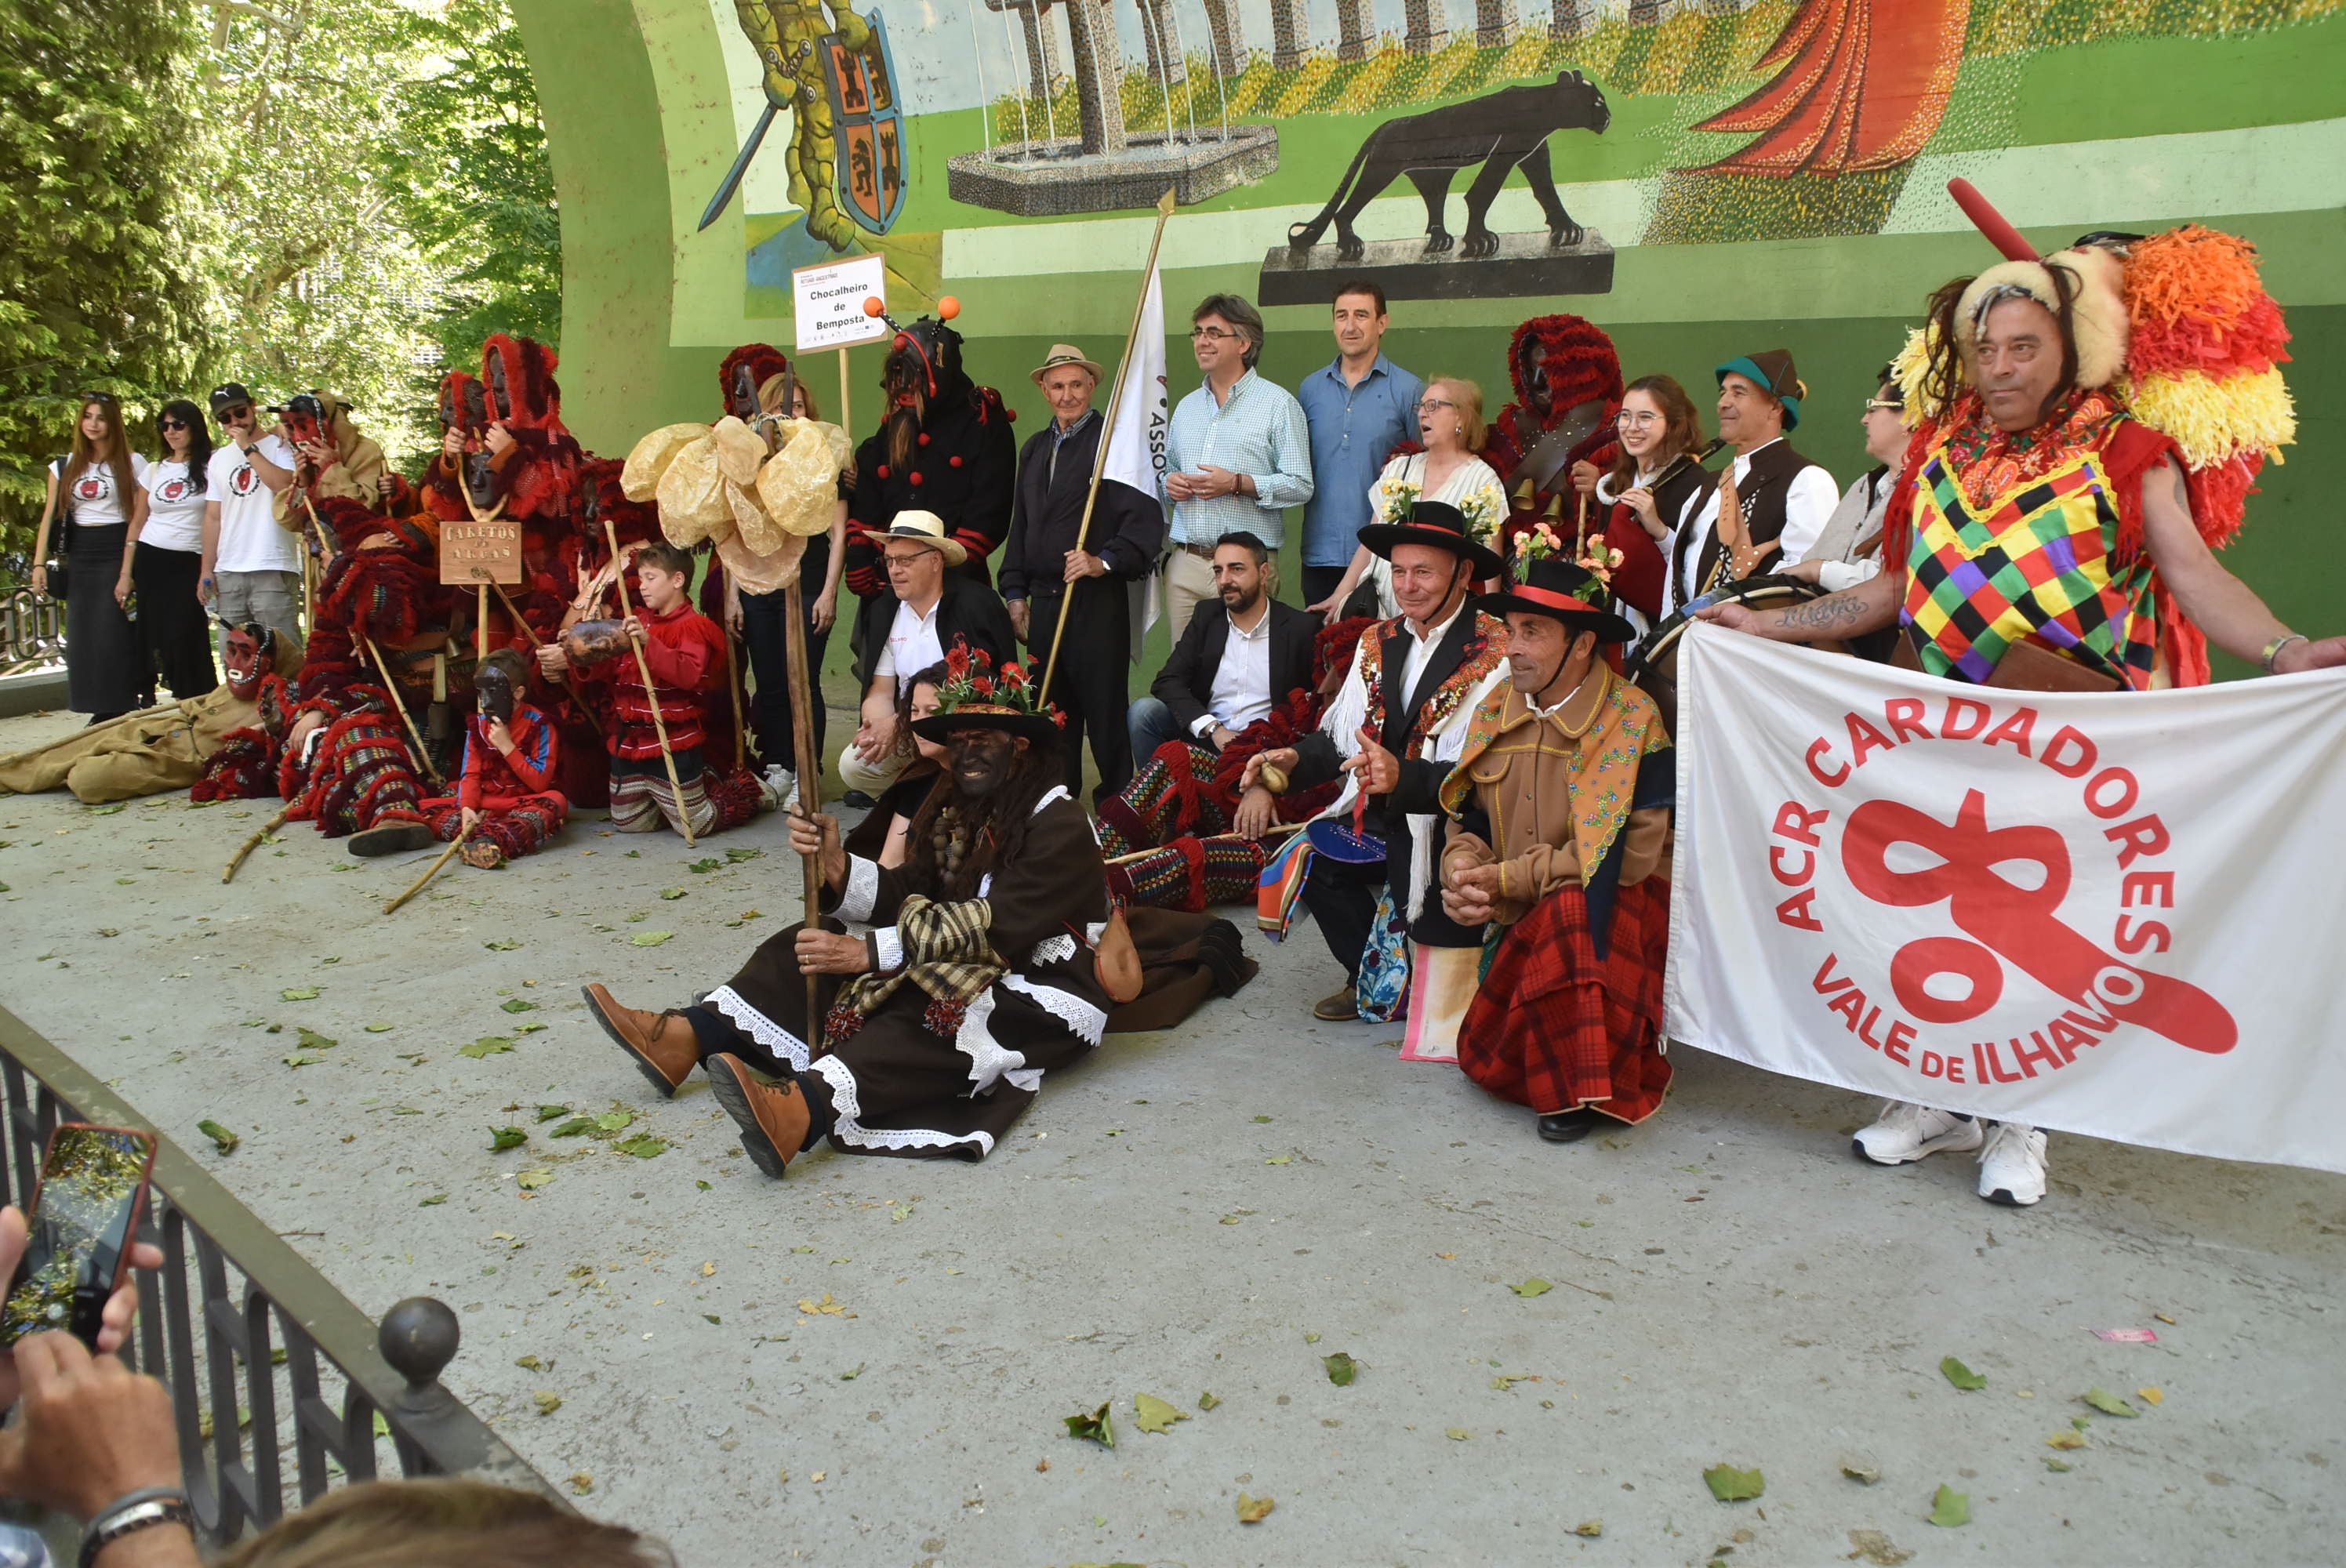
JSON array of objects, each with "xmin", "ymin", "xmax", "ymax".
[{"xmin": 1766, "ymin": 693, "xmax": 2239, "ymax": 1087}]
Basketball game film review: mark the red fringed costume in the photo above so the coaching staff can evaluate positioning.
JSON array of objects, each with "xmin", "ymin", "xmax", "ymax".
[
  {"xmin": 419, "ymin": 702, "xmax": 568, "ymax": 863},
  {"xmin": 1688, "ymin": 0, "xmax": 1972, "ymax": 177}
]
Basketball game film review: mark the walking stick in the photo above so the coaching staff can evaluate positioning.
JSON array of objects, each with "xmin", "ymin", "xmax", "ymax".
[
  {"xmin": 783, "ymin": 569, "xmax": 826, "ymax": 1048},
  {"xmin": 488, "ymin": 580, "xmax": 544, "ymax": 647},
  {"xmin": 361, "ymin": 634, "xmax": 444, "ymax": 789},
  {"xmin": 724, "ymin": 595, "xmax": 752, "ymax": 769},
  {"xmin": 603, "ymin": 520, "xmax": 695, "ymax": 847},
  {"xmin": 1039, "ymin": 187, "xmax": 1177, "ymax": 707},
  {"xmin": 383, "ymin": 826, "xmax": 470, "ymax": 914},
  {"xmin": 221, "ymin": 806, "xmax": 292, "ymax": 884}
]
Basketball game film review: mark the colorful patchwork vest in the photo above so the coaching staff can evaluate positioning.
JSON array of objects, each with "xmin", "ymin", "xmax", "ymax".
[{"xmin": 1900, "ymin": 428, "xmax": 2159, "ymax": 691}]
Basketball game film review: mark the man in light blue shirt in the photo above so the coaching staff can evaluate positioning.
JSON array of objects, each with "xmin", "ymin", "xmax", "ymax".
[
  {"xmin": 1295, "ymin": 280, "xmax": 1423, "ymax": 612},
  {"xmin": 1162, "ymin": 292, "xmax": 1313, "ymax": 643}
]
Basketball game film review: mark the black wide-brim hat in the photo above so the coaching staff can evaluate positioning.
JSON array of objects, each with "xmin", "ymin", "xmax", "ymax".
[
  {"xmin": 1482, "ymin": 555, "xmax": 1637, "ymax": 644},
  {"xmin": 1357, "ymin": 499, "xmax": 1505, "ymax": 582},
  {"xmin": 911, "ymin": 706, "xmax": 1065, "ymax": 746}
]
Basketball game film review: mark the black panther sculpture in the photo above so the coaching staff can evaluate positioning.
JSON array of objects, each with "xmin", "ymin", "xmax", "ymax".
[{"xmin": 1287, "ymin": 70, "xmax": 1611, "ymax": 261}]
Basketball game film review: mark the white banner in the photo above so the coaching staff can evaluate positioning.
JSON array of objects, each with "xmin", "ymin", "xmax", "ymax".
[
  {"xmin": 1665, "ymin": 626, "xmax": 2346, "ymax": 1173},
  {"xmin": 790, "ymin": 255, "xmax": 890, "ymax": 354},
  {"xmin": 1103, "ymin": 260, "xmax": 1170, "ymax": 650}
]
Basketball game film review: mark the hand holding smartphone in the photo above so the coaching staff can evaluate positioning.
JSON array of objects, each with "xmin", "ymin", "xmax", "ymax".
[{"xmin": 1, "ymin": 1125, "xmax": 158, "ymax": 1351}]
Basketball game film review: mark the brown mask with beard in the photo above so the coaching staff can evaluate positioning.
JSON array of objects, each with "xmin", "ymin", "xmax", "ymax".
[{"xmin": 222, "ymin": 622, "xmax": 277, "ymax": 700}]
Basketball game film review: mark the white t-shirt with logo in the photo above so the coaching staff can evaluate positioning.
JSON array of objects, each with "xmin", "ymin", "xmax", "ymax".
[
  {"xmin": 140, "ymin": 459, "xmax": 207, "ymax": 553},
  {"xmin": 55, "ymin": 453, "xmax": 149, "ymax": 529},
  {"xmin": 205, "ymin": 435, "xmax": 300, "ymax": 574}
]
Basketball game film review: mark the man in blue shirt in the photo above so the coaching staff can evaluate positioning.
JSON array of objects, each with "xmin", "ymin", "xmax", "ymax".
[{"xmin": 1295, "ymin": 281, "xmax": 1425, "ymax": 611}]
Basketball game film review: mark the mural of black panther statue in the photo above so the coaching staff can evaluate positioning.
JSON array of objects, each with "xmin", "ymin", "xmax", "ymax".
[{"xmin": 1287, "ymin": 70, "xmax": 1611, "ymax": 261}]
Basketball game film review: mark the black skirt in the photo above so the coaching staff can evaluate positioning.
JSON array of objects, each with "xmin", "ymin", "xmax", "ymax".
[
  {"xmin": 133, "ymin": 541, "xmax": 215, "ymax": 699},
  {"xmin": 64, "ymin": 523, "xmax": 148, "ymax": 716}
]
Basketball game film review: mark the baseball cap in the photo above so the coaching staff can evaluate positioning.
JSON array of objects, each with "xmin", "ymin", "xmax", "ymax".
[{"xmin": 209, "ymin": 383, "xmax": 255, "ymax": 417}]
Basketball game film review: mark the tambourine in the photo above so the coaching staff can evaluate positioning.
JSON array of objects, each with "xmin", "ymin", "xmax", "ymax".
[
  {"xmin": 560, "ymin": 618, "xmax": 631, "ymax": 669},
  {"xmin": 1626, "ymin": 573, "xmax": 1829, "ymax": 733}
]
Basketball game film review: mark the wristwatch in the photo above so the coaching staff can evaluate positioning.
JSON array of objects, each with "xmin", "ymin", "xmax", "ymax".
[{"xmin": 2261, "ymin": 633, "xmax": 2307, "ymax": 675}]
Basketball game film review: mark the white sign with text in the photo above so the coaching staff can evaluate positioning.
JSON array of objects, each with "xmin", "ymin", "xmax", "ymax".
[{"xmin": 792, "ymin": 254, "xmax": 890, "ymax": 354}]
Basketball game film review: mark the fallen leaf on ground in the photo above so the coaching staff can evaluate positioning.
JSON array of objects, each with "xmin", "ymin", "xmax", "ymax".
[
  {"xmin": 197, "ymin": 1120, "xmax": 239, "ymax": 1155},
  {"xmin": 459, "ymin": 1036, "xmax": 514, "ymax": 1059},
  {"xmin": 549, "ymin": 1117, "xmax": 596, "ymax": 1138},
  {"xmin": 2155, "ymin": 1312, "xmax": 2177, "ymax": 1325},
  {"xmin": 1704, "ymin": 1464, "xmax": 1765, "ymax": 1502},
  {"xmin": 615, "ymin": 1136, "xmax": 668, "ymax": 1159},
  {"xmin": 1574, "ymin": 1520, "xmax": 1603, "ymax": 1538},
  {"xmin": 1509, "ymin": 1278, "xmax": 1554, "ymax": 1298},
  {"xmin": 1265, "ymin": 1155, "xmax": 1291, "ymax": 1165},
  {"xmin": 2138, "ymin": 1386, "xmax": 2165, "ymax": 1406},
  {"xmin": 688, "ymin": 858, "xmax": 722, "ymax": 873},
  {"xmin": 659, "ymin": 887, "xmax": 687, "ymax": 900},
  {"xmin": 1322, "ymin": 1352, "xmax": 1359, "ymax": 1387},
  {"xmin": 295, "ymin": 1027, "xmax": 337, "ymax": 1051},
  {"xmin": 2045, "ymin": 1457, "xmax": 2073, "ymax": 1472},
  {"xmin": 535, "ymin": 1105, "xmax": 569, "ymax": 1123},
  {"xmin": 500, "ymin": 998, "xmax": 537, "ymax": 1014},
  {"xmin": 1928, "ymin": 1483, "xmax": 1970, "ymax": 1527},
  {"xmin": 1940, "ymin": 1355, "xmax": 1988, "ymax": 1391},
  {"xmin": 419, "ymin": 1194, "xmax": 447, "ymax": 1207},
  {"xmin": 1846, "ymin": 1528, "xmax": 1912, "ymax": 1565},
  {"xmin": 514, "ymin": 1356, "xmax": 542, "ymax": 1370},
  {"xmin": 365, "ymin": 1022, "xmax": 394, "ymax": 1033},
  {"xmin": 488, "ymin": 1127, "xmax": 528, "ymax": 1152},
  {"xmin": 797, "ymin": 1294, "xmax": 845, "ymax": 1316},
  {"xmin": 1133, "ymin": 1393, "xmax": 1189, "ymax": 1434},
  {"xmin": 485, "ymin": 938, "xmax": 521, "ymax": 951},
  {"xmin": 516, "ymin": 1169, "xmax": 554, "ymax": 1190},
  {"xmin": 511, "ymin": 1021, "xmax": 547, "ymax": 1035},
  {"xmin": 567, "ymin": 1472, "xmax": 592, "ymax": 1496},
  {"xmin": 839, "ymin": 1363, "xmax": 863, "ymax": 1380},
  {"xmin": 594, "ymin": 1110, "xmax": 636, "ymax": 1132},
  {"xmin": 630, "ymin": 931, "xmax": 674, "ymax": 946},
  {"xmin": 1063, "ymin": 1402, "xmax": 1114, "ymax": 1448},
  {"xmin": 1235, "ymin": 1492, "xmax": 1273, "ymax": 1523},
  {"xmin": 280, "ymin": 1054, "xmax": 321, "ymax": 1069},
  {"xmin": 725, "ymin": 846, "xmax": 761, "ymax": 862},
  {"xmin": 279, "ymin": 986, "xmax": 319, "ymax": 1001},
  {"xmin": 1198, "ymin": 1392, "xmax": 1220, "ymax": 1411},
  {"xmin": 1491, "ymin": 1374, "xmax": 1538, "ymax": 1391},
  {"xmin": 2046, "ymin": 1429, "xmax": 2087, "ymax": 1450},
  {"xmin": 1446, "ymin": 1428, "xmax": 1470, "ymax": 1441},
  {"xmin": 533, "ymin": 1392, "xmax": 561, "ymax": 1415},
  {"xmin": 2082, "ymin": 1387, "xmax": 2138, "ymax": 1418},
  {"xmin": 1840, "ymin": 1453, "xmax": 1880, "ymax": 1484}
]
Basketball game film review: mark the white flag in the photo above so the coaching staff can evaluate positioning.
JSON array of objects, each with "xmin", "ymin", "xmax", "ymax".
[
  {"xmin": 1103, "ymin": 259, "xmax": 1170, "ymax": 650},
  {"xmin": 1664, "ymin": 626, "xmax": 2346, "ymax": 1174}
]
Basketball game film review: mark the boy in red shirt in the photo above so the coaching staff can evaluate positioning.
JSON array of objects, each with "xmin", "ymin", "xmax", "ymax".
[
  {"xmin": 420, "ymin": 648, "xmax": 568, "ymax": 867},
  {"xmin": 573, "ymin": 541, "xmax": 725, "ymax": 838}
]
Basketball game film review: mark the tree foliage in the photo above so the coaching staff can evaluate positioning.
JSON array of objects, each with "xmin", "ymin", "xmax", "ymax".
[
  {"xmin": 0, "ymin": 0, "xmax": 559, "ymax": 563},
  {"xmin": 0, "ymin": 0, "xmax": 216, "ymax": 550}
]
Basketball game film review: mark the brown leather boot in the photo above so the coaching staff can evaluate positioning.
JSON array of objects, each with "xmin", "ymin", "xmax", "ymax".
[
  {"xmin": 581, "ymin": 983, "xmax": 697, "ymax": 1098},
  {"xmin": 703, "ymin": 1054, "xmax": 812, "ymax": 1178}
]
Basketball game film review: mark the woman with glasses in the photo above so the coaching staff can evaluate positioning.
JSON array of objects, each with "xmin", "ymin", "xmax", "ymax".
[
  {"xmin": 30, "ymin": 394, "xmax": 150, "ymax": 721},
  {"xmin": 1306, "ymin": 377, "xmax": 1505, "ymax": 622},
  {"xmin": 129, "ymin": 400, "xmax": 219, "ymax": 699},
  {"xmin": 1570, "ymin": 375, "xmax": 1712, "ymax": 627}
]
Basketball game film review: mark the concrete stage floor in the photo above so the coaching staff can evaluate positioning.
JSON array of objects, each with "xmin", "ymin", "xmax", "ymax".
[{"xmin": 2, "ymin": 706, "xmax": 2341, "ymax": 1567}]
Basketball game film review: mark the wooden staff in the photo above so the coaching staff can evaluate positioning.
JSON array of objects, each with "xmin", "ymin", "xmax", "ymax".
[
  {"xmin": 603, "ymin": 519, "xmax": 695, "ymax": 847},
  {"xmin": 782, "ymin": 569, "xmax": 826, "ymax": 1047},
  {"xmin": 361, "ymin": 633, "xmax": 443, "ymax": 789},
  {"xmin": 724, "ymin": 594, "xmax": 751, "ymax": 769},
  {"xmin": 383, "ymin": 826, "xmax": 470, "ymax": 914},
  {"xmin": 476, "ymin": 582, "xmax": 489, "ymax": 661},
  {"xmin": 1040, "ymin": 186, "xmax": 1177, "ymax": 706},
  {"xmin": 221, "ymin": 806, "xmax": 292, "ymax": 884},
  {"xmin": 488, "ymin": 580, "xmax": 543, "ymax": 647}
]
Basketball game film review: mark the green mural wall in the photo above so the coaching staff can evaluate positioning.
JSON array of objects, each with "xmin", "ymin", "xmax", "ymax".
[{"xmin": 514, "ymin": 1, "xmax": 2346, "ymax": 679}]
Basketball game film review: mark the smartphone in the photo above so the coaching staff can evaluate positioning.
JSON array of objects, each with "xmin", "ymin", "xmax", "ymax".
[{"xmin": 1, "ymin": 1123, "xmax": 158, "ymax": 1349}]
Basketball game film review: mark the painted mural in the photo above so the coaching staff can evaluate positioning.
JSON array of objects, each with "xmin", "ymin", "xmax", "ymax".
[{"xmin": 702, "ymin": 0, "xmax": 2346, "ymax": 331}]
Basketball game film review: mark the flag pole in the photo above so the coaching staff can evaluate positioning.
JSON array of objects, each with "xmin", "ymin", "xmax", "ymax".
[{"xmin": 1039, "ymin": 186, "xmax": 1176, "ymax": 706}]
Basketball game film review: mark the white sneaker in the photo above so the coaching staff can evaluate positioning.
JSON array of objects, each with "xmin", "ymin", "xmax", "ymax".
[
  {"xmin": 759, "ymin": 766, "xmax": 795, "ymax": 811},
  {"xmin": 1851, "ymin": 1101, "xmax": 1984, "ymax": 1166},
  {"xmin": 1977, "ymin": 1122, "xmax": 2049, "ymax": 1207}
]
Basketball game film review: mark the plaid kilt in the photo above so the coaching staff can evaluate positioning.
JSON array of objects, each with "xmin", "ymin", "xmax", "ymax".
[{"xmin": 1457, "ymin": 877, "xmax": 1672, "ymax": 1123}]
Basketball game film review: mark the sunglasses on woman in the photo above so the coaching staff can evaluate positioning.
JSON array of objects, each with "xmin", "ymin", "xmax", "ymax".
[{"xmin": 158, "ymin": 418, "xmax": 189, "ymax": 431}]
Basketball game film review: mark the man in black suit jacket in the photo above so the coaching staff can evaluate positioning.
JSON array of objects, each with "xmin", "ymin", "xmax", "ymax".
[
  {"xmin": 1128, "ymin": 532, "xmax": 1316, "ymax": 769},
  {"xmin": 841, "ymin": 510, "xmax": 1016, "ymax": 802}
]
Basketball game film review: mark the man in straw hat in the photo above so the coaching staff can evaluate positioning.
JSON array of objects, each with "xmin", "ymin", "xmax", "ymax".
[
  {"xmin": 1440, "ymin": 542, "xmax": 1676, "ymax": 1142},
  {"xmin": 1000, "ymin": 343, "xmax": 1164, "ymax": 801},
  {"xmin": 1705, "ymin": 185, "xmax": 2346, "ymax": 1206},
  {"xmin": 579, "ymin": 645, "xmax": 1113, "ymax": 1172},
  {"xmin": 1242, "ymin": 501, "xmax": 1509, "ymax": 1025},
  {"xmin": 840, "ymin": 510, "xmax": 1015, "ymax": 801}
]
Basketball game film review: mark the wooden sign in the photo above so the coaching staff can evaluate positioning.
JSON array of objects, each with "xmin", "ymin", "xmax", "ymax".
[{"xmin": 440, "ymin": 514, "xmax": 523, "ymax": 586}]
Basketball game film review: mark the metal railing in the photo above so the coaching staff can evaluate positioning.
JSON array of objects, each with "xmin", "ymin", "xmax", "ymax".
[
  {"xmin": 1, "ymin": 579, "xmax": 64, "ymax": 676},
  {"xmin": 0, "ymin": 1004, "xmax": 563, "ymax": 1544}
]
